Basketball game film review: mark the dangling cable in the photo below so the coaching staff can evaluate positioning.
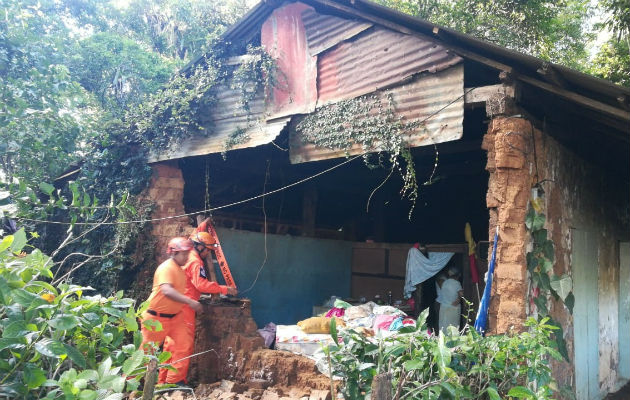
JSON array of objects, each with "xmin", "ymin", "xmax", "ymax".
[{"xmin": 204, "ymin": 157, "xmax": 211, "ymax": 218}]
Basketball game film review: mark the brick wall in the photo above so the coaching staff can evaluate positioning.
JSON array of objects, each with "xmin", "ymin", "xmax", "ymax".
[
  {"xmin": 134, "ymin": 160, "xmax": 190, "ymax": 299},
  {"xmin": 482, "ymin": 117, "xmax": 534, "ymax": 334}
]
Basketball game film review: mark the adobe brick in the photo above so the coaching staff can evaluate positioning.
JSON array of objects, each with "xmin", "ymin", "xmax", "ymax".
[{"xmin": 494, "ymin": 262, "xmax": 526, "ymax": 281}]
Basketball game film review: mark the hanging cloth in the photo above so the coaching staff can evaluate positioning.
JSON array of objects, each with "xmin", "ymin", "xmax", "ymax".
[
  {"xmin": 403, "ymin": 248, "xmax": 454, "ymax": 299},
  {"xmin": 474, "ymin": 227, "xmax": 499, "ymax": 335}
]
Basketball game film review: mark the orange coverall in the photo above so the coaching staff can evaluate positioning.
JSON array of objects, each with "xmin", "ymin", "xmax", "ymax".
[
  {"xmin": 140, "ymin": 258, "xmax": 191, "ymax": 384},
  {"xmin": 159, "ymin": 222, "xmax": 229, "ymax": 383}
]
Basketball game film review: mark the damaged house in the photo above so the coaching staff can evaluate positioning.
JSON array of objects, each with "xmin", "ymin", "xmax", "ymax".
[{"xmin": 132, "ymin": 0, "xmax": 630, "ymax": 399}]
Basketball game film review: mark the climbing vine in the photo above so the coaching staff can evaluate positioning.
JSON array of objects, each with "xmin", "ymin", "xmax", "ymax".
[
  {"xmin": 296, "ymin": 93, "xmax": 424, "ymax": 216},
  {"xmin": 13, "ymin": 45, "xmax": 280, "ymax": 293},
  {"xmin": 525, "ymin": 188, "xmax": 575, "ymax": 361}
]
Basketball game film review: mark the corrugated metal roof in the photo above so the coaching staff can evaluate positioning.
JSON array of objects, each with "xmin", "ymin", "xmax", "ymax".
[
  {"xmin": 290, "ymin": 64, "xmax": 464, "ymax": 163},
  {"xmin": 149, "ymin": 83, "xmax": 289, "ymax": 163},
  {"xmin": 317, "ymin": 27, "xmax": 462, "ymax": 105},
  {"xmin": 260, "ymin": 2, "xmax": 318, "ymax": 119},
  {"xmin": 301, "ymin": 8, "xmax": 372, "ymax": 56}
]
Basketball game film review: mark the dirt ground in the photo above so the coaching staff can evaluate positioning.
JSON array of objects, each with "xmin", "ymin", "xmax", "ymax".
[{"xmin": 156, "ymin": 349, "xmax": 334, "ymax": 400}]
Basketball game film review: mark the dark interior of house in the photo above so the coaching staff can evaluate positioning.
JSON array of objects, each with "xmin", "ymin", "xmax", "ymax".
[{"xmin": 179, "ymin": 107, "xmax": 490, "ymax": 328}]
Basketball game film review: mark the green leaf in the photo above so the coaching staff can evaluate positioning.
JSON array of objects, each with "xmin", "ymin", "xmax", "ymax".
[
  {"xmin": 433, "ymin": 334, "xmax": 451, "ymax": 379},
  {"xmin": 439, "ymin": 382, "xmax": 456, "ymax": 397},
  {"xmin": 64, "ymin": 344, "xmax": 87, "ymax": 368},
  {"xmin": 99, "ymin": 375, "xmax": 125, "ymax": 393},
  {"xmin": 525, "ymin": 207, "xmax": 535, "ymax": 230},
  {"xmin": 565, "ymin": 292, "xmax": 575, "ymax": 314},
  {"xmin": 507, "ymin": 386, "xmax": 536, "ymax": 398},
  {"xmin": 0, "ymin": 236, "xmax": 14, "ymax": 253},
  {"xmin": 70, "ymin": 182, "xmax": 80, "ymax": 207},
  {"xmin": 526, "ymin": 252, "xmax": 538, "ymax": 272},
  {"xmin": 485, "ymin": 387, "xmax": 501, "ymax": 400},
  {"xmin": 403, "ymin": 359, "xmax": 424, "ymax": 370},
  {"xmin": 24, "ymin": 365, "xmax": 47, "ymax": 389},
  {"xmin": 39, "ymin": 182, "xmax": 55, "ymax": 196},
  {"xmin": 158, "ymin": 351, "xmax": 172, "ymax": 364},
  {"xmin": 3, "ymin": 321, "xmax": 30, "ymax": 338},
  {"xmin": 532, "ymin": 229, "xmax": 547, "ymax": 244},
  {"xmin": 550, "ymin": 274, "xmax": 572, "ymax": 301},
  {"xmin": 10, "ymin": 229, "xmax": 27, "ymax": 253},
  {"xmin": 34, "ymin": 339, "xmax": 67, "ymax": 358},
  {"xmin": 26, "ymin": 280, "xmax": 58, "ymax": 296},
  {"xmin": 330, "ymin": 318, "xmax": 338, "ymax": 344},
  {"xmin": 0, "ymin": 337, "xmax": 26, "ymax": 352},
  {"xmin": 77, "ymin": 370, "xmax": 98, "ymax": 382},
  {"xmin": 98, "ymin": 357, "xmax": 112, "ymax": 378},
  {"xmin": 533, "ymin": 296, "xmax": 548, "ymax": 315},
  {"xmin": 542, "ymin": 240, "xmax": 555, "ymax": 261},
  {"xmin": 50, "ymin": 315, "xmax": 80, "ymax": 331},
  {"xmin": 79, "ymin": 389, "xmax": 97, "ymax": 400},
  {"xmin": 122, "ymin": 350, "xmax": 144, "ymax": 376}
]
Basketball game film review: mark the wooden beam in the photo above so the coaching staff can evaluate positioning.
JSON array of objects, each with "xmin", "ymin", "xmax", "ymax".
[
  {"xmin": 518, "ymin": 75, "xmax": 630, "ymax": 122},
  {"xmin": 464, "ymin": 84, "xmax": 516, "ymax": 107},
  {"xmin": 446, "ymin": 47, "xmax": 513, "ymax": 73},
  {"xmin": 537, "ymin": 63, "xmax": 568, "ymax": 88}
]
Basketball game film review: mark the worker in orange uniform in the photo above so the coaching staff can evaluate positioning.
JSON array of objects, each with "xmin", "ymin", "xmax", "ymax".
[
  {"xmin": 140, "ymin": 237, "xmax": 202, "ymax": 385},
  {"xmin": 159, "ymin": 221, "xmax": 237, "ymax": 384}
]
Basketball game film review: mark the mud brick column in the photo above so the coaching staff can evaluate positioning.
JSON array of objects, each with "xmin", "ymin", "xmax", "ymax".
[
  {"xmin": 135, "ymin": 160, "xmax": 189, "ymax": 298},
  {"xmin": 189, "ymin": 299, "xmax": 264, "ymax": 384},
  {"xmin": 482, "ymin": 116, "xmax": 535, "ymax": 334}
]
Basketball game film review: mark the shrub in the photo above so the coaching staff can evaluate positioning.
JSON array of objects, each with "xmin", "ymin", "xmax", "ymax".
[
  {"xmin": 0, "ymin": 229, "xmax": 164, "ymax": 399},
  {"xmin": 325, "ymin": 310, "xmax": 565, "ymax": 399}
]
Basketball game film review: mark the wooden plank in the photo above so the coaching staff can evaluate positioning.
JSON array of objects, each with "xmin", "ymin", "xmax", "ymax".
[
  {"xmin": 464, "ymin": 84, "xmax": 516, "ymax": 107},
  {"xmin": 518, "ymin": 75, "xmax": 630, "ymax": 122},
  {"xmin": 572, "ymin": 229, "xmax": 600, "ymax": 400}
]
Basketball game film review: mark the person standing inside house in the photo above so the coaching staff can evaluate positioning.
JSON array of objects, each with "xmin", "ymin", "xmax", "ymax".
[
  {"xmin": 437, "ymin": 266, "xmax": 463, "ymax": 333},
  {"xmin": 140, "ymin": 237, "xmax": 202, "ymax": 385},
  {"xmin": 159, "ymin": 225, "xmax": 238, "ymax": 384}
]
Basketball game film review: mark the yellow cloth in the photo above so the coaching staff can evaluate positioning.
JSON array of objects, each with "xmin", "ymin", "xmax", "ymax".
[
  {"xmin": 464, "ymin": 222, "xmax": 475, "ymax": 256},
  {"xmin": 297, "ymin": 316, "xmax": 345, "ymax": 333}
]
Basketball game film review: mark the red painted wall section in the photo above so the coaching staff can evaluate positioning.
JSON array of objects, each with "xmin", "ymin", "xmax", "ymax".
[{"xmin": 261, "ymin": 2, "xmax": 318, "ymax": 118}]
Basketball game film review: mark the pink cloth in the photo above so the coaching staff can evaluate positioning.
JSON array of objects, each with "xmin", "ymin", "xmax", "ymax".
[
  {"xmin": 373, "ymin": 315, "xmax": 398, "ymax": 331},
  {"xmin": 325, "ymin": 307, "xmax": 345, "ymax": 318}
]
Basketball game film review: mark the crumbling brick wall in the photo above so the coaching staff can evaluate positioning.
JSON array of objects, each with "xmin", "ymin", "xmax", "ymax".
[
  {"xmin": 189, "ymin": 300, "xmax": 264, "ymax": 384},
  {"xmin": 134, "ymin": 160, "xmax": 189, "ymax": 299},
  {"xmin": 482, "ymin": 117, "xmax": 534, "ymax": 334}
]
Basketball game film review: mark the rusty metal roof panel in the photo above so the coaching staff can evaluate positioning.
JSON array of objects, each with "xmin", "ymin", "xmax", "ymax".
[
  {"xmin": 317, "ymin": 27, "xmax": 462, "ymax": 106},
  {"xmin": 261, "ymin": 2, "xmax": 319, "ymax": 119},
  {"xmin": 149, "ymin": 83, "xmax": 289, "ymax": 163},
  {"xmin": 301, "ymin": 8, "xmax": 372, "ymax": 56},
  {"xmin": 290, "ymin": 64, "xmax": 464, "ymax": 164}
]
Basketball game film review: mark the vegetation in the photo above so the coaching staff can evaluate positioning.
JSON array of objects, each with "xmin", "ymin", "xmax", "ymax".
[
  {"xmin": 325, "ymin": 313, "xmax": 568, "ymax": 399},
  {"xmin": 0, "ymin": 230, "xmax": 169, "ymax": 399},
  {"xmin": 0, "ymin": 0, "xmax": 627, "ymax": 396}
]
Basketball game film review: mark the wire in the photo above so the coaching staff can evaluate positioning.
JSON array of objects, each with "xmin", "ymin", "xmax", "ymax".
[
  {"xmin": 15, "ymin": 154, "xmax": 363, "ymax": 226},
  {"xmin": 14, "ymin": 87, "xmax": 476, "ymax": 227},
  {"xmin": 239, "ymin": 161, "xmax": 270, "ymax": 294}
]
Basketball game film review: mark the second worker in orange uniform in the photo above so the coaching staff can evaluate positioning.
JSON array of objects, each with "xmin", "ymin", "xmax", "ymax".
[{"xmin": 160, "ymin": 219, "xmax": 237, "ymax": 384}]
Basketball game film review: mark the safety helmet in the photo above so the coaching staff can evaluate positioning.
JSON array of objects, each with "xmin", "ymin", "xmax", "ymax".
[
  {"xmin": 166, "ymin": 237, "xmax": 194, "ymax": 255},
  {"xmin": 190, "ymin": 231, "xmax": 216, "ymax": 247}
]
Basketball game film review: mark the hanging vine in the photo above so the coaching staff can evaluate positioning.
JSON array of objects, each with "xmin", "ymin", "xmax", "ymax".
[
  {"xmin": 295, "ymin": 93, "xmax": 425, "ymax": 217},
  {"xmin": 525, "ymin": 186, "xmax": 575, "ymax": 361}
]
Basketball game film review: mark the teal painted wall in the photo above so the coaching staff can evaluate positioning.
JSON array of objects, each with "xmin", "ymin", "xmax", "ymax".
[{"xmin": 214, "ymin": 228, "xmax": 353, "ymax": 327}]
